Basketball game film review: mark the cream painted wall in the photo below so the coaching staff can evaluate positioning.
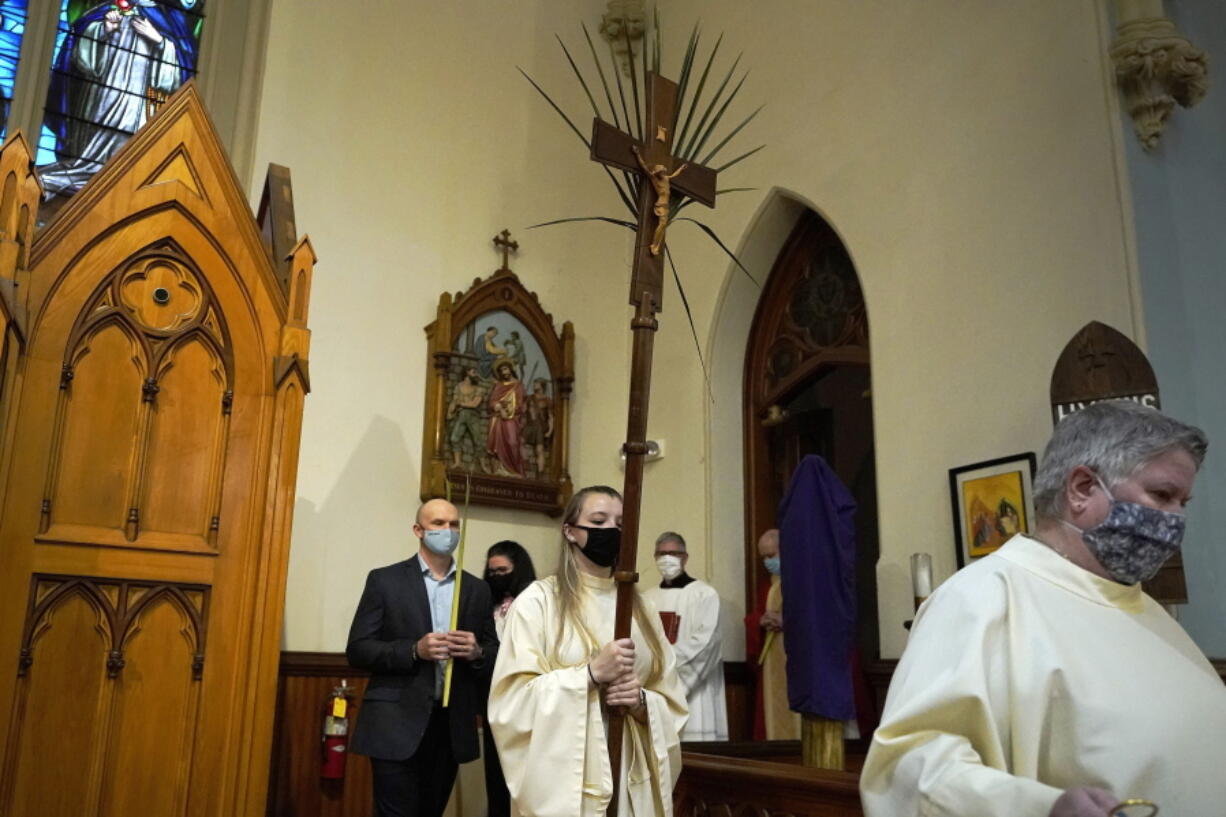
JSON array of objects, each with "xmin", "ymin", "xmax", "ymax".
[
  {"xmin": 252, "ymin": 0, "xmax": 648, "ymax": 653},
  {"xmin": 683, "ymin": 1, "xmax": 1144, "ymax": 660},
  {"xmin": 252, "ymin": 1, "xmax": 1145, "ymax": 661}
]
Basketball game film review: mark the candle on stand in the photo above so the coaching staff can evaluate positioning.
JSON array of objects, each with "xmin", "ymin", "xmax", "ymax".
[{"xmin": 911, "ymin": 553, "xmax": 933, "ymax": 612}]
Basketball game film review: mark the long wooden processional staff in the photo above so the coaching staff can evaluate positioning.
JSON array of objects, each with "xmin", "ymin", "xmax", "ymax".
[
  {"xmin": 587, "ymin": 72, "xmax": 717, "ymax": 812},
  {"xmin": 522, "ymin": 19, "xmax": 764, "ymax": 810}
]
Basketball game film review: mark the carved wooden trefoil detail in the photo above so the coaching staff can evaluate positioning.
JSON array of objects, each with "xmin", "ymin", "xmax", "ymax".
[{"xmin": 39, "ymin": 240, "xmax": 235, "ymax": 555}]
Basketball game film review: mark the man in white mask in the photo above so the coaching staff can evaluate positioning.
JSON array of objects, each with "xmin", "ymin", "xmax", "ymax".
[
  {"xmin": 862, "ymin": 401, "xmax": 1226, "ymax": 817},
  {"xmin": 642, "ymin": 531, "xmax": 728, "ymax": 741}
]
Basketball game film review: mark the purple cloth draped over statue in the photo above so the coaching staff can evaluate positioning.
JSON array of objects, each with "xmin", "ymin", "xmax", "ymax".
[{"xmin": 779, "ymin": 454, "xmax": 857, "ymax": 720}]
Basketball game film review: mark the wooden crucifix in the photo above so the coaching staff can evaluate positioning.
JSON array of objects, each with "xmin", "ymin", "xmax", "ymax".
[
  {"xmin": 591, "ymin": 75, "xmax": 717, "ymax": 311},
  {"xmin": 589, "ymin": 71, "xmax": 717, "ymax": 812}
]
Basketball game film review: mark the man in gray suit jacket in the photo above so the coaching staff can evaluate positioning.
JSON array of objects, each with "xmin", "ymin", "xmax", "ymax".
[{"xmin": 347, "ymin": 498, "xmax": 497, "ymax": 817}]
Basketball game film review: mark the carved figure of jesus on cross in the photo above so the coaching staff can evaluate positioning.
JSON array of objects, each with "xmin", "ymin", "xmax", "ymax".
[
  {"xmin": 591, "ymin": 72, "xmax": 717, "ymax": 311},
  {"xmin": 588, "ymin": 71, "xmax": 719, "ymax": 813}
]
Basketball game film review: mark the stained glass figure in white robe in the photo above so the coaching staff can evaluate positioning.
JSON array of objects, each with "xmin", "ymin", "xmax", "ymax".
[{"xmin": 40, "ymin": 0, "xmax": 199, "ymax": 198}]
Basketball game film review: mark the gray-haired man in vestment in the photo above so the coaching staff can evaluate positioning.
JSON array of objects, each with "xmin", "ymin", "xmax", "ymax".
[{"xmin": 862, "ymin": 401, "xmax": 1226, "ymax": 817}]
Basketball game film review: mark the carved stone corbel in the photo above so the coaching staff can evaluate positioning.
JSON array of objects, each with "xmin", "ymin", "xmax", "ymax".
[
  {"xmin": 599, "ymin": 0, "xmax": 645, "ymax": 77},
  {"xmin": 1109, "ymin": 5, "xmax": 1208, "ymax": 151}
]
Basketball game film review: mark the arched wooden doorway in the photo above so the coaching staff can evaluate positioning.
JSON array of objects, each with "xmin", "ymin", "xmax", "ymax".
[{"xmin": 742, "ymin": 209, "xmax": 880, "ymax": 677}]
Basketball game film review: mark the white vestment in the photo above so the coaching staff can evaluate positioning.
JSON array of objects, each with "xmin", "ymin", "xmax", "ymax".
[
  {"xmin": 861, "ymin": 534, "xmax": 1226, "ymax": 817},
  {"xmin": 489, "ymin": 573, "xmax": 688, "ymax": 817},
  {"xmin": 644, "ymin": 578, "xmax": 728, "ymax": 741}
]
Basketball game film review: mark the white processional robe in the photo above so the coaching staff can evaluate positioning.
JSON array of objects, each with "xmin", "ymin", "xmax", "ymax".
[
  {"xmin": 644, "ymin": 579, "xmax": 728, "ymax": 741},
  {"xmin": 489, "ymin": 573, "xmax": 689, "ymax": 817},
  {"xmin": 861, "ymin": 534, "xmax": 1226, "ymax": 817}
]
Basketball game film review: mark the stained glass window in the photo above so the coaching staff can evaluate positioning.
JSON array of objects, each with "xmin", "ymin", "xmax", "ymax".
[
  {"xmin": 0, "ymin": 0, "xmax": 29, "ymax": 141},
  {"xmin": 37, "ymin": 0, "xmax": 206, "ymax": 199}
]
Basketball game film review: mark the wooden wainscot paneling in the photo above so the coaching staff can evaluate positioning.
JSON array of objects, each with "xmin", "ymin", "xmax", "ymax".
[
  {"xmin": 722, "ymin": 660, "xmax": 753, "ymax": 742},
  {"xmin": 676, "ymin": 746, "xmax": 863, "ymax": 817},
  {"xmin": 267, "ymin": 652, "xmax": 372, "ymax": 817},
  {"xmin": 270, "ymin": 653, "xmax": 1223, "ymax": 817}
]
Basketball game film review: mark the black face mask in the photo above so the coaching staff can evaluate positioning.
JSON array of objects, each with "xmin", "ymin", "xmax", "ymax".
[
  {"xmin": 574, "ymin": 525, "xmax": 621, "ymax": 568},
  {"xmin": 486, "ymin": 571, "xmax": 514, "ymax": 599}
]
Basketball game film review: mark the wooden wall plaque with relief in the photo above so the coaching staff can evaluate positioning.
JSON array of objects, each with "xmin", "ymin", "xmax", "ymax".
[
  {"xmin": 1049, "ymin": 320, "xmax": 1160, "ymax": 423},
  {"xmin": 421, "ymin": 231, "xmax": 574, "ymax": 516}
]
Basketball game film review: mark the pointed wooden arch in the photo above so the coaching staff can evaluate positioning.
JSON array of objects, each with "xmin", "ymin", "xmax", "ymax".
[
  {"xmin": 742, "ymin": 209, "xmax": 879, "ymax": 661},
  {"xmin": 1049, "ymin": 320, "xmax": 1160, "ymax": 422}
]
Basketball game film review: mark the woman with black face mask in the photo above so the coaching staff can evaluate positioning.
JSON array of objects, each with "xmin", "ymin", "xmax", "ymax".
[
  {"xmin": 480, "ymin": 541, "xmax": 536, "ymax": 817},
  {"xmin": 484, "ymin": 540, "xmax": 536, "ymax": 639},
  {"xmin": 486, "ymin": 485, "xmax": 687, "ymax": 817}
]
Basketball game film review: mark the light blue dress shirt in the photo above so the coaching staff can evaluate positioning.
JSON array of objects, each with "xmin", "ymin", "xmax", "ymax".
[{"xmin": 419, "ymin": 555, "xmax": 456, "ymax": 699}]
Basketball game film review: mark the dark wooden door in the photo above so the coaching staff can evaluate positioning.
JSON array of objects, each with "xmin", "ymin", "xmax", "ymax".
[
  {"xmin": 741, "ymin": 210, "xmax": 880, "ymax": 739},
  {"xmin": 768, "ymin": 407, "xmax": 833, "ymax": 503}
]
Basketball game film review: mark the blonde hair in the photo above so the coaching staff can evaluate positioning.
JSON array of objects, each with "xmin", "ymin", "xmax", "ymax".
[{"xmin": 552, "ymin": 485, "xmax": 666, "ymax": 686}]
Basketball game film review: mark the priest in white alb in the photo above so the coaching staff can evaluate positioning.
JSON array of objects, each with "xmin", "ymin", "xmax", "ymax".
[
  {"xmin": 861, "ymin": 401, "xmax": 1226, "ymax": 817},
  {"xmin": 643, "ymin": 531, "xmax": 729, "ymax": 741},
  {"xmin": 489, "ymin": 485, "xmax": 688, "ymax": 817}
]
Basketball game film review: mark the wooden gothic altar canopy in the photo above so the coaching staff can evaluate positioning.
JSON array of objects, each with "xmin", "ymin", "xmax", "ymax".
[{"xmin": 0, "ymin": 82, "xmax": 315, "ymax": 816}]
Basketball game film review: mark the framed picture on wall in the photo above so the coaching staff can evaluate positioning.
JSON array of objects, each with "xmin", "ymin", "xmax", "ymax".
[
  {"xmin": 950, "ymin": 452, "xmax": 1037, "ymax": 568},
  {"xmin": 420, "ymin": 233, "xmax": 575, "ymax": 515}
]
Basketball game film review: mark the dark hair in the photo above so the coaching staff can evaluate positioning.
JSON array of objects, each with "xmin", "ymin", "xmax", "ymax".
[{"xmin": 485, "ymin": 540, "xmax": 537, "ymax": 597}]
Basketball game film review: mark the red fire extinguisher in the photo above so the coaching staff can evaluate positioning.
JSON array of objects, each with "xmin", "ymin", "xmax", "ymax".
[{"xmin": 321, "ymin": 679, "xmax": 352, "ymax": 779}]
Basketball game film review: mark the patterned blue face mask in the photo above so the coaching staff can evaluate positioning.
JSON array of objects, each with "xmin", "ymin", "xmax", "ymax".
[{"xmin": 1064, "ymin": 477, "xmax": 1185, "ymax": 585}]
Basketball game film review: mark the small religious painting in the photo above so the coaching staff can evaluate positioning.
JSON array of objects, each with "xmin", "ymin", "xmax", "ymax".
[
  {"xmin": 949, "ymin": 453, "xmax": 1037, "ymax": 567},
  {"xmin": 421, "ymin": 231, "xmax": 574, "ymax": 515},
  {"xmin": 448, "ymin": 311, "xmax": 554, "ymax": 480}
]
